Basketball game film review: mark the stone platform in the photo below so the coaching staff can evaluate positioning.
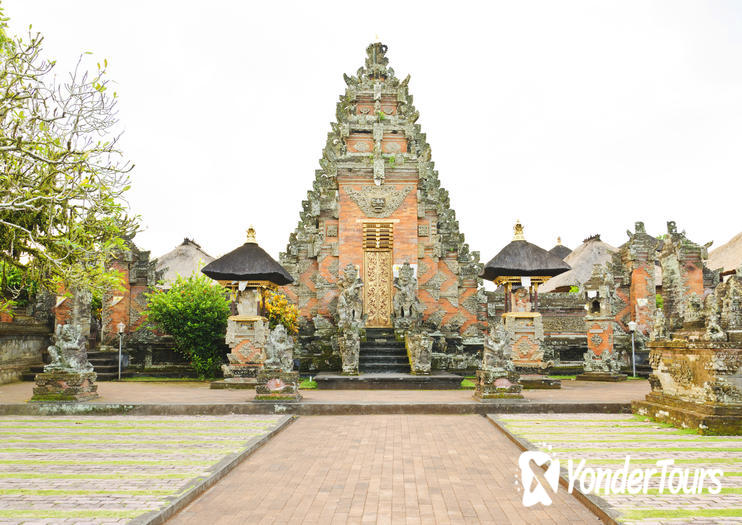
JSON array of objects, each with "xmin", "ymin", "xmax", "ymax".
[
  {"xmin": 520, "ymin": 374, "xmax": 561, "ymax": 389},
  {"xmin": 314, "ymin": 372, "xmax": 463, "ymax": 390},
  {"xmin": 633, "ymin": 392, "xmax": 742, "ymax": 435},
  {"xmin": 576, "ymin": 372, "xmax": 628, "ymax": 382},
  {"xmin": 210, "ymin": 378, "xmax": 257, "ymax": 389}
]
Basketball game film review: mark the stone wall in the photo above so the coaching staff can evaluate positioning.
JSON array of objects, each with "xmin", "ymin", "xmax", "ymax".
[{"xmin": 0, "ymin": 307, "xmax": 51, "ymax": 384}]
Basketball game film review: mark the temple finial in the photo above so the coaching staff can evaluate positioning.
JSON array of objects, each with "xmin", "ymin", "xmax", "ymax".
[
  {"xmin": 246, "ymin": 226, "xmax": 257, "ymax": 244},
  {"xmin": 513, "ymin": 221, "xmax": 525, "ymax": 241},
  {"xmin": 557, "ymin": 236, "xmax": 562, "ymax": 245}
]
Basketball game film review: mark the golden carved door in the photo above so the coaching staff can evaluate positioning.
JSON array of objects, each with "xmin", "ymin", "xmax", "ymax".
[{"xmin": 364, "ymin": 250, "xmax": 393, "ymax": 328}]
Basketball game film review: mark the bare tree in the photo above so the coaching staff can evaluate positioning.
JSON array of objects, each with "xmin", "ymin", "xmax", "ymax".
[{"xmin": 0, "ymin": 13, "xmax": 139, "ymax": 312}]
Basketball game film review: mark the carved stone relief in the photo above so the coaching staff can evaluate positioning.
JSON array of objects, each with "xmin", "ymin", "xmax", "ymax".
[{"xmin": 345, "ymin": 185, "xmax": 413, "ymax": 218}]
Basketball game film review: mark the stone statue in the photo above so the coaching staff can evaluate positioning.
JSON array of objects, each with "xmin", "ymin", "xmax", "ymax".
[
  {"xmin": 651, "ymin": 308, "xmax": 667, "ymax": 341},
  {"xmin": 393, "ymin": 262, "xmax": 422, "ymax": 330},
  {"xmin": 45, "ymin": 324, "xmax": 94, "ymax": 373},
  {"xmin": 337, "ymin": 264, "xmax": 364, "ymax": 327},
  {"xmin": 482, "ymin": 322, "xmax": 514, "ymax": 374},
  {"xmin": 406, "ymin": 331, "xmax": 432, "ymax": 375},
  {"xmin": 264, "ymin": 324, "xmax": 294, "ymax": 372},
  {"xmin": 336, "ymin": 264, "xmax": 365, "ymax": 374},
  {"xmin": 474, "ymin": 322, "xmax": 522, "ymax": 400},
  {"xmin": 705, "ymin": 293, "xmax": 725, "ymax": 341},
  {"xmin": 582, "ymin": 345, "xmax": 622, "ymax": 374}
]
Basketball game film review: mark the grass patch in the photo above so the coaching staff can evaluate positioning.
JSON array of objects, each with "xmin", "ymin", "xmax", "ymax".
[
  {"xmin": 0, "ymin": 447, "xmax": 241, "ymax": 455},
  {"xmin": 460, "ymin": 379, "xmax": 475, "ymax": 390},
  {"xmin": 1, "ymin": 438, "xmax": 245, "ymax": 446},
  {"xmin": 549, "ymin": 447, "xmax": 742, "ymax": 453},
  {"xmin": 120, "ymin": 376, "xmax": 202, "ymax": 382},
  {"xmin": 620, "ymin": 508, "xmax": 742, "ymax": 521},
  {"xmin": 0, "ymin": 488, "xmax": 176, "ymax": 496},
  {"xmin": 299, "ymin": 378, "xmax": 317, "ymax": 389},
  {"xmin": 0, "ymin": 459, "xmax": 214, "ymax": 466},
  {"xmin": 0, "ymin": 510, "xmax": 148, "ymax": 519},
  {"xmin": 547, "ymin": 375, "xmax": 576, "ymax": 380},
  {"xmin": 0, "ymin": 472, "xmax": 195, "ymax": 480},
  {"xmin": 565, "ymin": 457, "xmax": 740, "ymax": 465}
]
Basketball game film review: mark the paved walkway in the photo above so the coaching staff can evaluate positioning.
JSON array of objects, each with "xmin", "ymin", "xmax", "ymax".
[
  {"xmin": 0, "ymin": 379, "xmax": 649, "ymax": 405},
  {"xmin": 167, "ymin": 415, "xmax": 599, "ymax": 525},
  {"xmin": 498, "ymin": 414, "xmax": 742, "ymax": 524},
  {"xmin": 0, "ymin": 415, "xmax": 286, "ymax": 524}
]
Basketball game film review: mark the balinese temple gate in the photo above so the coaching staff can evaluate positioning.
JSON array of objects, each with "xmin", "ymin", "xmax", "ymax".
[{"xmin": 280, "ymin": 43, "xmax": 483, "ymax": 375}]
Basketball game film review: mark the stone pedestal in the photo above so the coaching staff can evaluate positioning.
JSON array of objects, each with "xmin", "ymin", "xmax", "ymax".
[
  {"xmin": 220, "ymin": 315, "xmax": 268, "ymax": 386},
  {"xmin": 632, "ymin": 340, "xmax": 742, "ymax": 435},
  {"xmin": 504, "ymin": 312, "xmax": 559, "ymax": 389},
  {"xmin": 473, "ymin": 322, "xmax": 523, "ymax": 401},
  {"xmin": 505, "ymin": 312, "xmax": 546, "ymax": 369},
  {"xmin": 473, "ymin": 369, "xmax": 523, "ymax": 400},
  {"xmin": 31, "ymin": 371, "xmax": 98, "ymax": 402},
  {"xmin": 254, "ymin": 370, "xmax": 302, "ymax": 402}
]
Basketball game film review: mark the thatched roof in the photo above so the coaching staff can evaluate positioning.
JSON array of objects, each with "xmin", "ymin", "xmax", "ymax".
[
  {"xmin": 540, "ymin": 235, "xmax": 617, "ymax": 293},
  {"xmin": 201, "ymin": 228, "xmax": 294, "ymax": 285},
  {"xmin": 480, "ymin": 222, "xmax": 571, "ymax": 281},
  {"xmin": 156, "ymin": 239, "xmax": 214, "ymax": 288},
  {"xmin": 548, "ymin": 238, "xmax": 572, "ymax": 261},
  {"xmin": 708, "ymin": 231, "xmax": 742, "ymax": 272}
]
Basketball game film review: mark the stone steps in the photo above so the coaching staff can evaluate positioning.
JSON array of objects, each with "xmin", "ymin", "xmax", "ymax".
[
  {"xmin": 359, "ymin": 329, "xmax": 409, "ymax": 373},
  {"xmin": 21, "ymin": 351, "xmax": 132, "ymax": 381}
]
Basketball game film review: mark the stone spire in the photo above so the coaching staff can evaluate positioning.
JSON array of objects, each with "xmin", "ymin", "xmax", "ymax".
[{"xmin": 280, "ymin": 42, "xmax": 484, "ymax": 359}]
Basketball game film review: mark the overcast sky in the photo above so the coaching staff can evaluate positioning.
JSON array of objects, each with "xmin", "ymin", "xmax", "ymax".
[{"xmin": 6, "ymin": 1, "xmax": 742, "ymax": 266}]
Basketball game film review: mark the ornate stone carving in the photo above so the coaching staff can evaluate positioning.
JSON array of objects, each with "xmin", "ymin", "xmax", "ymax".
[
  {"xmin": 406, "ymin": 331, "xmax": 432, "ymax": 375},
  {"xmin": 651, "ymin": 308, "xmax": 667, "ymax": 341},
  {"xmin": 338, "ymin": 264, "xmax": 364, "ymax": 325},
  {"xmin": 45, "ymin": 324, "xmax": 94, "ymax": 373},
  {"xmin": 583, "ymin": 345, "xmax": 622, "ymax": 374},
  {"xmin": 364, "ymin": 251, "xmax": 392, "ymax": 327},
  {"xmin": 344, "ymin": 185, "xmax": 413, "ymax": 218},
  {"xmin": 337, "ymin": 264, "xmax": 365, "ymax": 374},
  {"xmin": 474, "ymin": 322, "xmax": 522, "ymax": 400},
  {"xmin": 393, "ymin": 262, "xmax": 422, "ymax": 331},
  {"xmin": 263, "ymin": 325, "xmax": 294, "ymax": 373},
  {"xmin": 32, "ymin": 323, "xmax": 98, "ymax": 402}
]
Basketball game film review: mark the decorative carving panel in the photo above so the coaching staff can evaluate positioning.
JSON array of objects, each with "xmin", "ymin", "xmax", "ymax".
[
  {"xmin": 345, "ymin": 185, "xmax": 413, "ymax": 218},
  {"xmin": 364, "ymin": 250, "xmax": 392, "ymax": 328}
]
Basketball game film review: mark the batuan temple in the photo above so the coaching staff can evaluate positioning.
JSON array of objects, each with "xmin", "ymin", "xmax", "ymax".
[{"xmin": 279, "ymin": 43, "xmax": 483, "ymax": 373}]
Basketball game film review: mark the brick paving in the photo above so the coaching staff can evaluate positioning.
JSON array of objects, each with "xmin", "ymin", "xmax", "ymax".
[
  {"xmin": 0, "ymin": 378, "xmax": 649, "ymax": 405},
  {"xmin": 497, "ymin": 414, "xmax": 742, "ymax": 525},
  {"xmin": 0, "ymin": 415, "xmax": 285, "ymax": 524},
  {"xmin": 167, "ymin": 415, "xmax": 599, "ymax": 524}
]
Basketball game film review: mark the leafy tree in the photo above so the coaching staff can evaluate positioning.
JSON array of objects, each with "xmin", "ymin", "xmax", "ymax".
[
  {"xmin": 144, "ymin": 274, "xmax": 230, "ymax": 378},
  {"xmin": 0, "ymin": 7, "xmax": 138, "ymax": 313}
]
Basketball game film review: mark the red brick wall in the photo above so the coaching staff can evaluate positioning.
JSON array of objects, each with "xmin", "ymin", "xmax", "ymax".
[{"xmin": 337, "ymin": 173, "xmax": 418, "ymax": 273}]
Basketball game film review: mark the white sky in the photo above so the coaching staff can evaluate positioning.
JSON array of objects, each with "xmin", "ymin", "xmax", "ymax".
[{"xmin": 6, "ymin": 1, "xmax": 742, "ymax": 267}]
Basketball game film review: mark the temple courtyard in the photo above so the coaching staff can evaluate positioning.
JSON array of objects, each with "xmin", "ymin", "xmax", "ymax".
[{"xmin": 0, "ymin": 380, "xmax": 741, "ymax": 525}]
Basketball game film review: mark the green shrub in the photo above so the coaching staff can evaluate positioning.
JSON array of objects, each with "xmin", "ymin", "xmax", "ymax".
[
  {"xmin": 656, "ymin": 293, "xmax": 664, "ymax": 310},
  {"xmin": 144, "ymin": 274, "xmax": 230, "ymax": 378}
]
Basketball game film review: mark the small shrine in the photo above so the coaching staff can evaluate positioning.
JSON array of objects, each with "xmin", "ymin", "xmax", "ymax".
[
  {"xmin": 202, "ymin": 227, "xmax": 300, "ymax": 400},
  {"xmin": 476, "ymin": 221, "xmax": 570, "ymax": 397},
  {"xmin": 576, "ymin": 264, "xmax": 627, "ymax": 381}
]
